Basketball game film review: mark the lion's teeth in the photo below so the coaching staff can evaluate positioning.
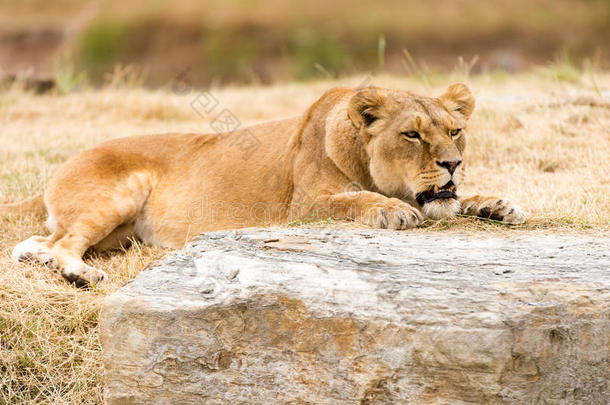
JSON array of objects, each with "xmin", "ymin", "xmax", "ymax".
[{"xmin": 434, "ymin": 185, "xmax": 439, "ymax": 193}]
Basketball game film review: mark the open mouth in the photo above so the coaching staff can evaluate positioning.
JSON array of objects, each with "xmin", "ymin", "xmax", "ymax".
[{"xmin": 416, "ymin": 181, "xmax": 457, "ymax": 205}]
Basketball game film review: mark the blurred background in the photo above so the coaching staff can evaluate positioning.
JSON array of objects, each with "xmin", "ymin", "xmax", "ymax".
[{"xmin": 0, "ymin": 0, "xmax": 608, "ymax": 88}]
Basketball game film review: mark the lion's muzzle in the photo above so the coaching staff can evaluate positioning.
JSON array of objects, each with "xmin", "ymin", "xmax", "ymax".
[{"xmin": 415, "ymin": 181, "xmax": 457, "ymax": 206}]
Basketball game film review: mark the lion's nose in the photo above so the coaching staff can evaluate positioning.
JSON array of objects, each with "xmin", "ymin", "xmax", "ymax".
[{"xmin": 436, "ymin": 160, "xmax": 462, "ymax": 174}]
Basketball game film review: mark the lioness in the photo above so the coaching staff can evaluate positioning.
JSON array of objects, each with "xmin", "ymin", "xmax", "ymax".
[{"xmin": 6, "ymin": 84, "xmax": 525, "ymax": 285}]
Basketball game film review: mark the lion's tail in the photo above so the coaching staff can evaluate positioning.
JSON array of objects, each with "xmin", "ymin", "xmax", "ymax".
[{"xmin": 0, "ymin": 194, "xmax": 46, "ymax": 217}]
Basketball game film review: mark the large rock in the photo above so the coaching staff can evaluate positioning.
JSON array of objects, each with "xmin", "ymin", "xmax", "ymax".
[{"xmin": 100, "ymin": 228, "xmax": 609, "ymax": 404}]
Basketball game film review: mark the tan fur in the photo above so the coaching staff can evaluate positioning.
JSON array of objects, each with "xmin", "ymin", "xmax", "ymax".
[
  {"xmin": 0, "ymin": 194, "xmax": 45, "ymax": 216},
  {"xmin": 9, "ymin": 84, "xmax": 525, "ymax": 285}
]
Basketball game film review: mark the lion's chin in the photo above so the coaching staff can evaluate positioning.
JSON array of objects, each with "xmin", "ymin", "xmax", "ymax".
[{"xmin": 421, "ymin": 198, "xmax": 461, "ymax": 220}]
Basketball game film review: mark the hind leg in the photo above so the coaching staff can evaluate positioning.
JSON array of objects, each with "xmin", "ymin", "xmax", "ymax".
[
  {"xmin": 46, "ymin": 198, "xmax": 146, "ymax": 285},
  {"xmin": 15, "ymin": 218, "xmax": 138, "ymax": 286},
  {"xmin": 12, "ymin": 227, "xmax": 111, "ymax": 286},
  {"xmin": 51, "ymin": 228, "xmax": 110, "ymax": 286},
  {"xmin": 12, "ymin": 198, "xmax": 131, "ymax": 285},
  {"xmin": 13, "ymin": 148, "xmax": 153, "ymax": 285},
  {"xmin": 12, "ymin": 235, "xmax": 59, "ymax": 269},
  {"xmin": 91, "ymin": 223, "xmax": 136, "ymax": 252},
  {"xmin": 13, "ymin": 196, "xmax": 149, "ymax": 286},
  {"xmin": 12, "ymin": 232, "xmax": 107, "ymax": 286}
]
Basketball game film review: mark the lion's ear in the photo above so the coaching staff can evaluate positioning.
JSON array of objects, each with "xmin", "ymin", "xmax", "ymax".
[
  {"xmin": 348, "ymin": 88, "xmax": 387, "ymax": 130},
  {"xmin": 440, "ymin": 83, "xmax": 475, "ymax": 119}
]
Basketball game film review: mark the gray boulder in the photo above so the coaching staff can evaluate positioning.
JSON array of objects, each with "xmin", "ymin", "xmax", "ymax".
[{"xmin": 101, "ymin": 228, "xmax": 609, "ymax": 404}]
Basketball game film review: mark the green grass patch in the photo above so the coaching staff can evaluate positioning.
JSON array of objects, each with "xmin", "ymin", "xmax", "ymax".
[
  {"xmin": 288, "ymin": 26, "xmax": 350, "ymax": 79},
  {"xmin": 203, "ymin": 28, "xmax": 261, "ymax": 80},
  {"xmin": 79, "ymin": 19, "xmax": 129, "ymax": 70}
]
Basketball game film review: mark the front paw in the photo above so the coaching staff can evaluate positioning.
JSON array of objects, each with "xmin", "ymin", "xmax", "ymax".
[
  {"xmin": 362, "ymin": 198, "xmax": 423, "ymax": 230},
  {"xmin": 462, "ymin": 197, "xmax": 526, "ymax": 224}
]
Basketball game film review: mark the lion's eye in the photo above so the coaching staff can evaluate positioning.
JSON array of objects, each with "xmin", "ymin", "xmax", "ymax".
[
  {"xmin": 450, "ymin": 128, "xmax": 462, "ymax": 137},
  {"xmin": 401, "ymin": 131, "xmax": 421, "ymax": 139}
]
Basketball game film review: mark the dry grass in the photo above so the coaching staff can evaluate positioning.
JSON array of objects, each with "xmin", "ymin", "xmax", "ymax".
[{"xmin": 0, "ymin": 68, "xmax": 609, "ymax": 403}]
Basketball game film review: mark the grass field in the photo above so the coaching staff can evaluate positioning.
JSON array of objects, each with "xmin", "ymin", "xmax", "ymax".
[
  {"xmin": 0, "ymin": 68, "xmax": 609, "ymax": 403},
  {"xmin": 1, "ymin": 0, "xmax": 608, "ymax": 84}
]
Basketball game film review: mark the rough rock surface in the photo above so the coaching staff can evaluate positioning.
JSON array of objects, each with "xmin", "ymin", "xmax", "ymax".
[{"xmin": 100, "ymin": 228, "xmax": 610, "ymax": 404}]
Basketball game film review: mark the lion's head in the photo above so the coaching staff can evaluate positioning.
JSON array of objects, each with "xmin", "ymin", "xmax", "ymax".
[{"xmin": 347, "ymin": 83, "xmax": 475, "ymax": 219}]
